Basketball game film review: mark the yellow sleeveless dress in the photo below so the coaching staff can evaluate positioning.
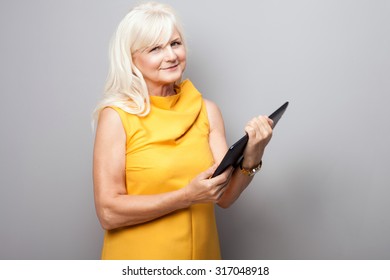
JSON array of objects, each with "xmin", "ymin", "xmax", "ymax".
[{"xmin": 101, "ymin": 80, "xmax": 221, "ymax": 260}]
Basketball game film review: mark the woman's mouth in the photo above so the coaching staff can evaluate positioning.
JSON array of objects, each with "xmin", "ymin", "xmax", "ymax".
[{"xmin": 161, "ymin": 64, "xmax": 179, "ymax": 70}]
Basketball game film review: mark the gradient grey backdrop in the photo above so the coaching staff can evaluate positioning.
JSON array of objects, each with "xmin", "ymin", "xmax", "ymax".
[{"xmin": 1, "ymin": 0, "xmax": 389, "ymax": 259}]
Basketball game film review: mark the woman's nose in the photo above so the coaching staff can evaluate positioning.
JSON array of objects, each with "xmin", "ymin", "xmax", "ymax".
[{"xmin": 164, "ymin": 46, "xmax": 177, "ymax": 61}]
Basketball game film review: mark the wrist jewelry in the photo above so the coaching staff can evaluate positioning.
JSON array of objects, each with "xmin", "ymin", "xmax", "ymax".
[{"xmin": 240, "ymin": 160, "xmax": 262, "ymax": 177}]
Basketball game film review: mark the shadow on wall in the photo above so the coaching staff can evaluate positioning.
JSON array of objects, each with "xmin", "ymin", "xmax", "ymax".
[{"xmin": 216, "ymin": 157, "xmax": 361, "ymax": 260}]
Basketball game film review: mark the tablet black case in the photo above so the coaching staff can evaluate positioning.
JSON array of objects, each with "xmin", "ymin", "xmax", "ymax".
[{"xmin": 211, "ymin": 101, "xmax": 289, "ymax": 178}]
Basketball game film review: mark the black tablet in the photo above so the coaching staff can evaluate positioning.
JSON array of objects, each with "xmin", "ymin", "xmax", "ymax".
[{"xmin": 211, "ymin": 101, "xmax": 289, "ymax": 178}]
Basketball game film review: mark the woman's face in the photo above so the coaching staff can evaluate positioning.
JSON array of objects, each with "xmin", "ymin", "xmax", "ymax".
[{"xmin": 132, "ymin": 29, "xmax": 186, "ymax": 90}]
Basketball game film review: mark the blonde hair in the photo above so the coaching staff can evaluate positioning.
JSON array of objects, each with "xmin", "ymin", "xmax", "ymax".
[{"xmin": 92, "ymin": 2, "xmax": 186, "ymax": 123}]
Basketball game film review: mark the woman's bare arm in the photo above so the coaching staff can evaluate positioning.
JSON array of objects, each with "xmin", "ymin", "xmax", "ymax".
[{"xmin": 205, "ymin": 99, "xmax": 273, "ymax": 208}]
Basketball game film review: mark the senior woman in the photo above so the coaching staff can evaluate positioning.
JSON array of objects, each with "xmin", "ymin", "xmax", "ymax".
[{"xmin": 93, "ymin": 2, "xmax": 273, "ymax": 260}]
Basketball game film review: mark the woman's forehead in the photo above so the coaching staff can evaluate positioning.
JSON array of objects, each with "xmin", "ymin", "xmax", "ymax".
[{"xmin": 134, "ymin": 27, "xmax": 181, "ymax": 51}]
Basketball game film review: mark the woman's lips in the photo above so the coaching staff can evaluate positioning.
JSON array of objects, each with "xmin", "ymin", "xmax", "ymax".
[{"xmin": 161, "ymin": 64, "xmax": 179, "ymax": 70}]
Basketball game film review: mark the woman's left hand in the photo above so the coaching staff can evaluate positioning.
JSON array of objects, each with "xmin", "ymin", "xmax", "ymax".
[{"xmin": 242, "ymin": 115, "xmax": 273, "ymax": 168}]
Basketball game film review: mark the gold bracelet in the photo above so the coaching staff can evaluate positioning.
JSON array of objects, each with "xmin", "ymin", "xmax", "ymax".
[{"xmin": 240, "ymin": 160, "xmax": 262, "ymax": 177}]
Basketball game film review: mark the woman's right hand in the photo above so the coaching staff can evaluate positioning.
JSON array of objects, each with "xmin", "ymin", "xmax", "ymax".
[{"xmin": 182, "ymin": 165, "xmax": 233, "ymax": 205}]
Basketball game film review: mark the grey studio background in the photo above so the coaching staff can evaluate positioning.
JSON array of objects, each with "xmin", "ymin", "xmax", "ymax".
[{"xmin": 0, "ymin": 0, "xmax": 389, "ymax": 259}]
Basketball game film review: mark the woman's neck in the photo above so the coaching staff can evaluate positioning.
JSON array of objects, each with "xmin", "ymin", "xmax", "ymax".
[{"xmin": 147, "ymin": 82, "xmax": 176, "ymax": 97}]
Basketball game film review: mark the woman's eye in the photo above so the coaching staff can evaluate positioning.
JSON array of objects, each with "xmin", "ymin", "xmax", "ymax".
[
  {"xmin": 149, "ymin": 46, "xmax": 161, "ymax": 53},
  {"xmin": 171, "ymin": 41, "xmax": 182, "ymax": 47}
]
